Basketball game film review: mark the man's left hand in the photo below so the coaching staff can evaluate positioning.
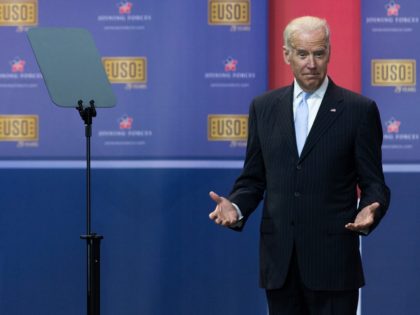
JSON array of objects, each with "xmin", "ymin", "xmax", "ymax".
[{"xmin": 345, "ymin": 202, "xmax": 380, "ymax": 232}]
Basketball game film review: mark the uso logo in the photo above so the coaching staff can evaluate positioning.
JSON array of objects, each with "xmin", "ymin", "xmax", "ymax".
[
  {"xmin": 103, "ymin": 57, "xmax": 147, "ymax": 84},
  {"xmin": 208, "ymin": 115, "xmax": 248, "ymax": 141},
  {"xmin": 0, "ymin": 115, "xmax": 38, "ymax": 141},
  {"xmin": 208, "ymin": 0, "xmax": 250, "ymax": 26},
  {"xmin": 0, "ymin": 0, "xmax": 38, "ymax": 26},
  {"xmin": 372, "ymin": 59, "xmax": 416, "ymax": 86}
]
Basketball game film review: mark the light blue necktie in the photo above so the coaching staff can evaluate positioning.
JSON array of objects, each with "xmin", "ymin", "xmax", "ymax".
[{"xmin": 295, "ymin": 92, "xmax": 310, "ymax": 156}]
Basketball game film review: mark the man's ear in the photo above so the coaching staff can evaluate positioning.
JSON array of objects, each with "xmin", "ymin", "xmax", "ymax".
[
  {"xmin": 327, "ymin": 45, "xmax": 331, "ymax": 63},
  {"xmin": 283, "ymin": 46, "xmax": 291, "ymax": 65}
]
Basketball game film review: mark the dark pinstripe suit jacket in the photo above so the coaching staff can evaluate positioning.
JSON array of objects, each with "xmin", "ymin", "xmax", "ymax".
[{"xmin": 229, "ymin": 79, "xmax": 390, "ymax": 291}]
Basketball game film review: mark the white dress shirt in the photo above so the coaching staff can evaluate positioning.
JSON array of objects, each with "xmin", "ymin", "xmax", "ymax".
[{"xmin": 293, "ymin": 76, "xmax": 329, "ymax": 135}]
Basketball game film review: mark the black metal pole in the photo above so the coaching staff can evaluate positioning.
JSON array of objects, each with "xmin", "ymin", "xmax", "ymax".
[
  {"xmin": 80, "ymin": 234, "xmax": 103, "ymax": 315},
  {"xmin": 78, "ymin": 100, "xmax": 103, "ymax": 315},
  {"xmin": 84, "ymin": 117, "xmax": 92, "ymax": 236}
]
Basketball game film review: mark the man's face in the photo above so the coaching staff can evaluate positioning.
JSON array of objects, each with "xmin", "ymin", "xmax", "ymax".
[{"xmin": 283, "ymin": 28, "xmax": 330, "ymax": 92}]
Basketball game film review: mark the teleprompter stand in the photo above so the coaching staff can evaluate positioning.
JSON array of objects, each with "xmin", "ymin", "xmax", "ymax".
[
  {"xmin": 78, "ymin": 100, "xmax": 102, "ymax": 315},
  {"xmin": 28, "ymin": 28, "xmax": 116, "ymax": 315}
]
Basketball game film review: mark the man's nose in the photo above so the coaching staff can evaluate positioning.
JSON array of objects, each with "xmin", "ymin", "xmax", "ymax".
[{"xmin": 307, "ymin": 55, "xmax": 316, "ymax": 68}]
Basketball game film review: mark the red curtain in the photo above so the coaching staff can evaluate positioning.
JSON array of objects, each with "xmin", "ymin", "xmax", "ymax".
[{"xmin": 268, "ymin": 0, "xmax": 361, "ymax": 92}]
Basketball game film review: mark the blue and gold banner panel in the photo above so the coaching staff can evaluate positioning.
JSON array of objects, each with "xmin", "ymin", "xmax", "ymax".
[
  {"xmin": 0, "ymin": 0, "xmax": 267, "ymax": 160},
  {"xmin": 363, "ymin": 0, "xmax": 420, "ymax": 162}
]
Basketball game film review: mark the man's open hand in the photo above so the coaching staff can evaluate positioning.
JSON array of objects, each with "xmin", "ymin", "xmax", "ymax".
[
  {"xmin": 208, "ymin": 191, "xmax": 239, "ymax": 227},
  {"xmin": 345, "ymin": 202, "xmax": 380, "ymax": 232}
]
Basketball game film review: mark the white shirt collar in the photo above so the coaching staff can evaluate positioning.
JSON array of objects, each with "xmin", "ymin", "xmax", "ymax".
[{"xmin": 293, "ymin": 76, "xmax": 329, "ymax": 101}]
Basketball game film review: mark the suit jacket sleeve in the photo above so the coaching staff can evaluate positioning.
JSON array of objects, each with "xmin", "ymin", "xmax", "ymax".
[
  {"xmin": 355, "ymin": 100, "xmax": 391, "ymax": 234},
  {"xmin": 228, "ymin": 100, "xmax": 266, "ymax": 230}
]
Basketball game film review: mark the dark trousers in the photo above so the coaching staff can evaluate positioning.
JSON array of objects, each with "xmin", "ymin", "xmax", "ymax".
[{"xmin": 266, "ymin": 250, "xmax": 359, "ymax": 315}]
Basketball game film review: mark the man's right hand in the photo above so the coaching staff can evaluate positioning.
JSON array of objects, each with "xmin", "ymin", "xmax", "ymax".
[{"xmin": 208, "ymin": 191, "xmax": 239, "ymax": 227}]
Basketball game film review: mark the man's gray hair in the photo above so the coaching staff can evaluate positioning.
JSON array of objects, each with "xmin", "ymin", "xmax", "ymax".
[{"xmin": 283, "ymin": 16, "xmax": 330, "ymax": 50}]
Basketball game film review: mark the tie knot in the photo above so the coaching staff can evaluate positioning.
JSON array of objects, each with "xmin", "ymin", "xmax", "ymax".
[{"xmin": 302, "ymin": 92, "xmax": 311, "ymax": 101}]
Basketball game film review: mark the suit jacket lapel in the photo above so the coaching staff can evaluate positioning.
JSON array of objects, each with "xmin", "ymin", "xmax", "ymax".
[
  {"xmin": 299, "ymin": 81, "xmax": 345, "ymax": 161},
  {"xmin": 273, "ymin": 85, "xmax": 297, "ymax": 156}
]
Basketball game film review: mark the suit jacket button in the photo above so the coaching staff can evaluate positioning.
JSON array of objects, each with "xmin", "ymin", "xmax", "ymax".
[
  {"xmin": 296, "ymin": 165, "xmax": 302, "ymax": 170},
  {"xmin": 294, "ymin": 192, "xmax": 301, "ymax": 197}
]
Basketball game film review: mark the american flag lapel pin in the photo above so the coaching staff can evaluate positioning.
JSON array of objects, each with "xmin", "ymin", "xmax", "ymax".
[{"xmin": 330, "ymin": 108, "xmax": 336, "ymax": 112}]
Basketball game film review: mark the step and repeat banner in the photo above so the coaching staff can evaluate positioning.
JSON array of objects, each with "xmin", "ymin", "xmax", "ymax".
[
  {"xmin": 2, "ymin": 0, "xmax": 418, "ymax": 163},
  {"xmin": 0, "ymin": 0, "xmax": 267, "ymax": 160},
  {"xmin": 362, "ymin": 0, "xmax": 420, "ymax": 163}
]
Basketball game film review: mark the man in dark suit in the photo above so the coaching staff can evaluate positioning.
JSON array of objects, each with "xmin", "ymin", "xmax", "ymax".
[{"xmin": 208, "ymin": 16, "xmax": 390, "ymax": 315}]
